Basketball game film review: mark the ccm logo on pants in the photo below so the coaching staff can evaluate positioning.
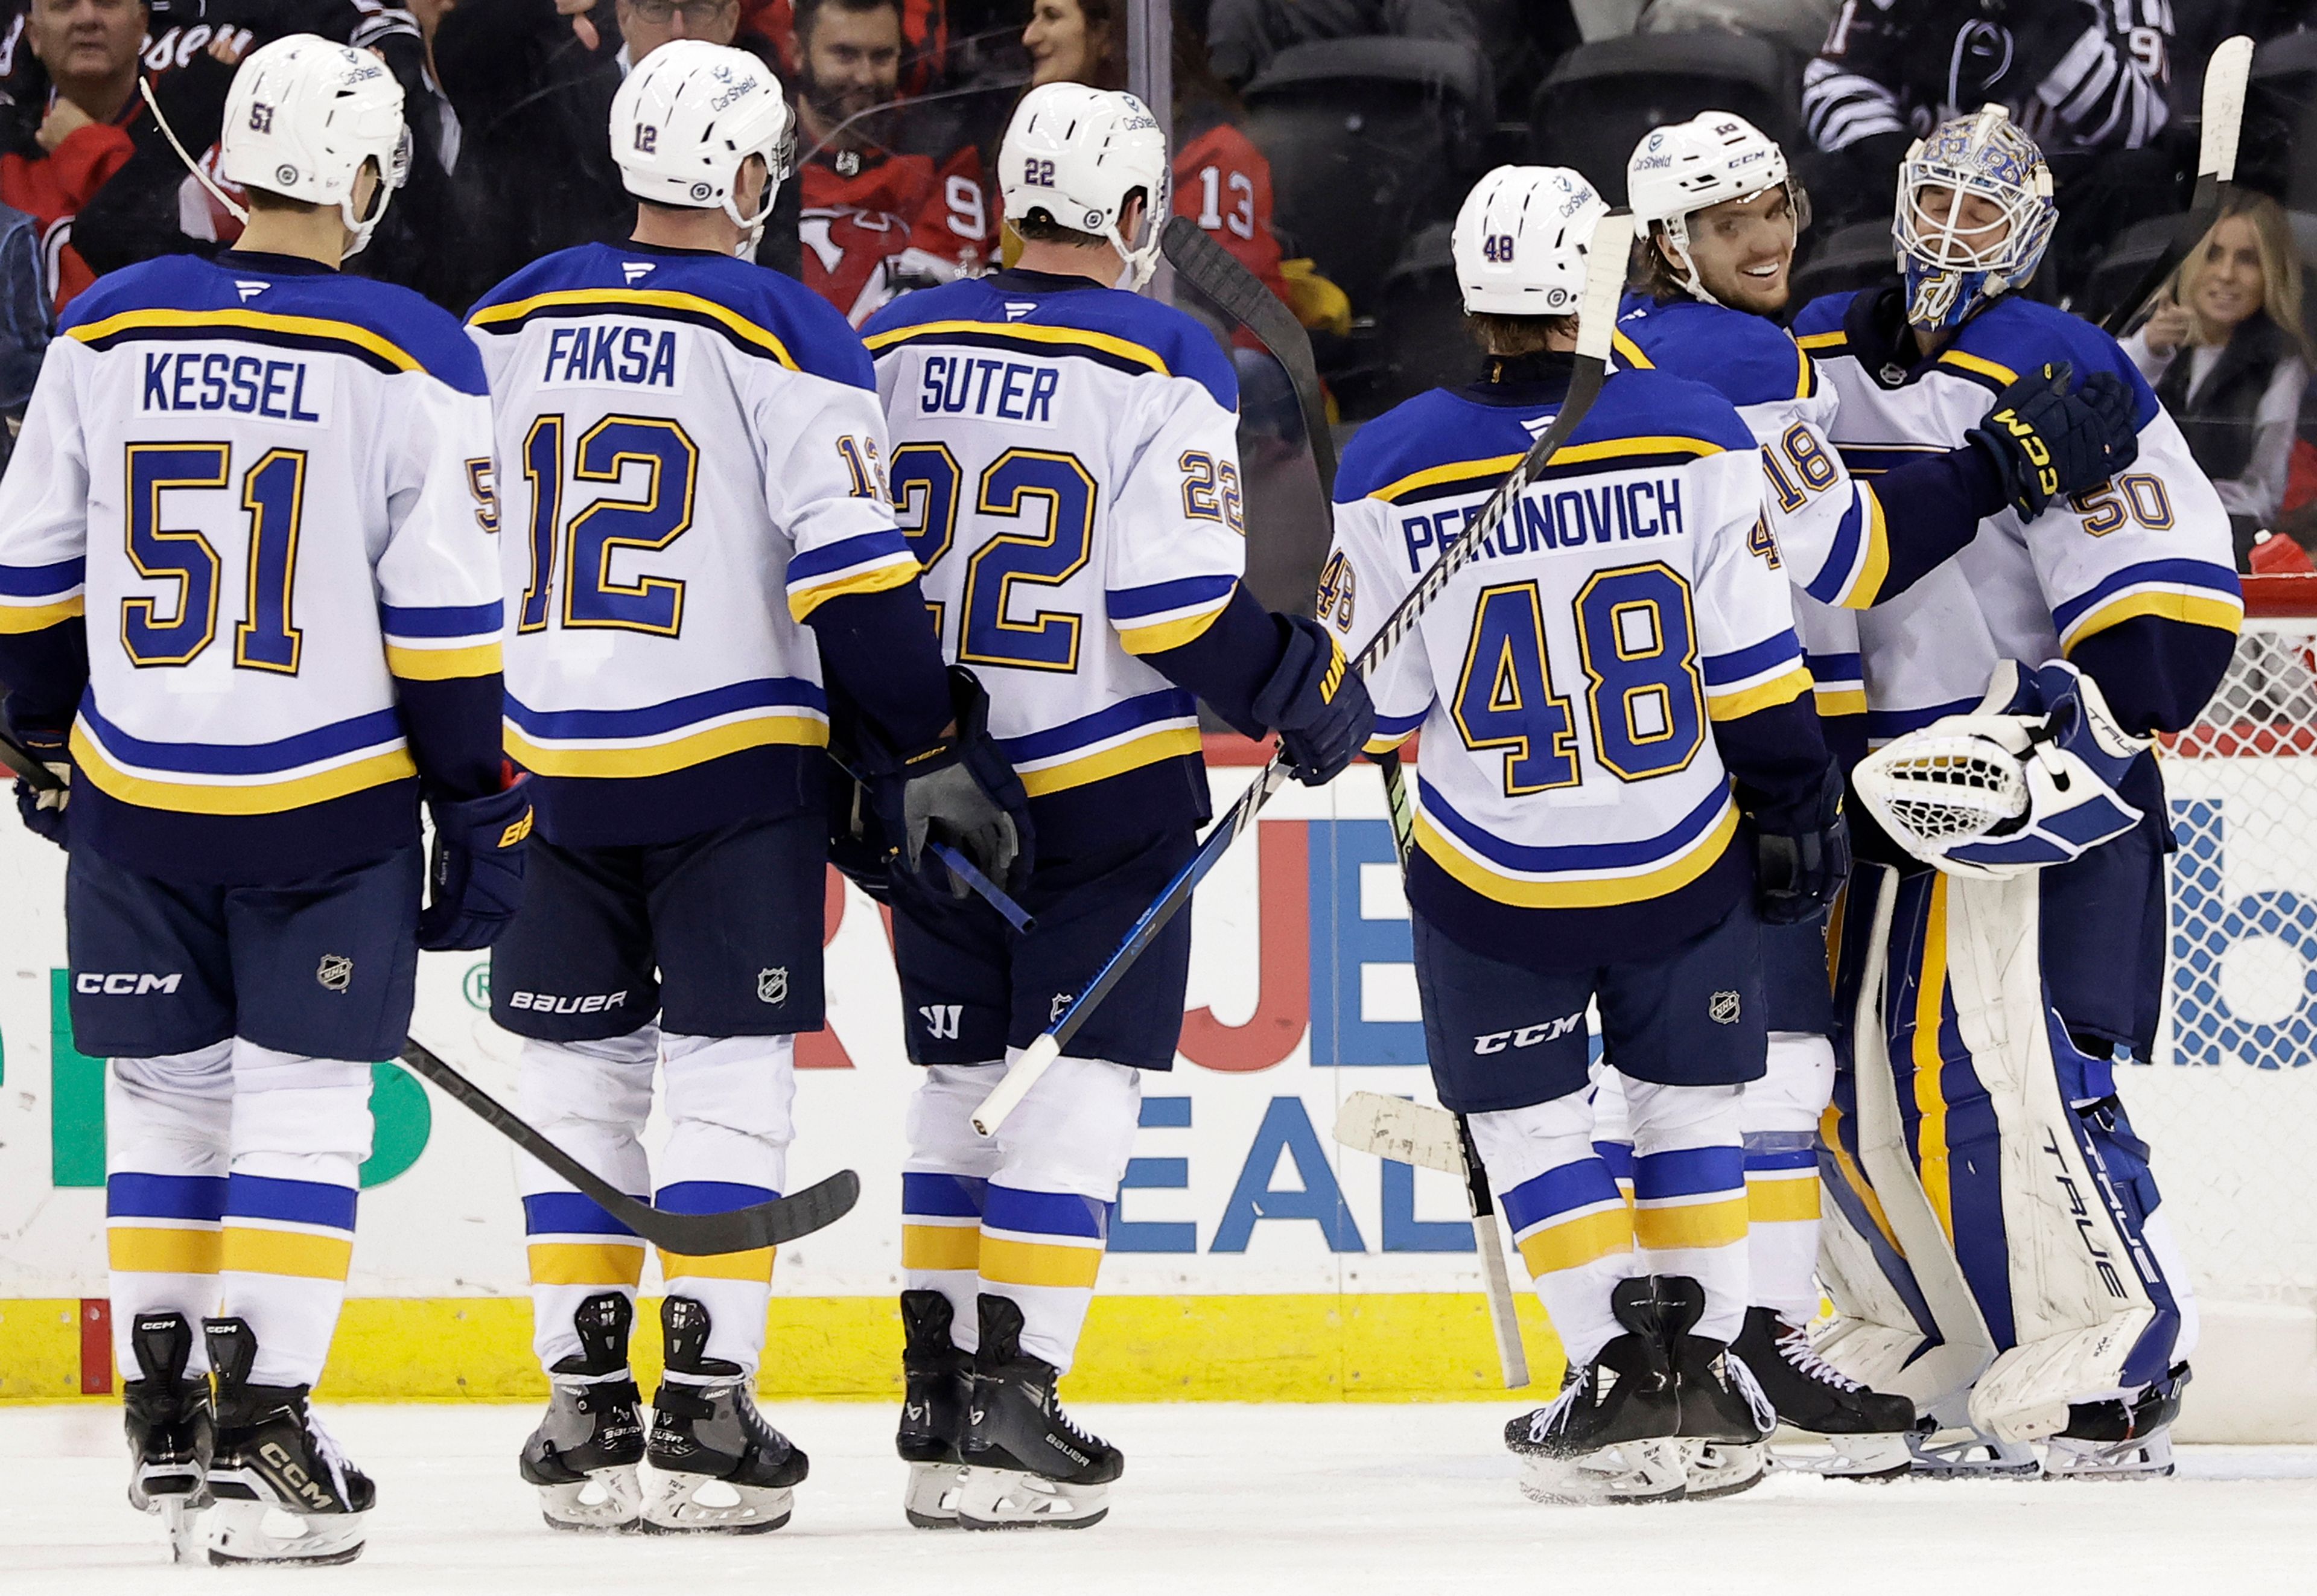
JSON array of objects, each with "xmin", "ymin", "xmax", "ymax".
[
  {"xmin": 1473, "ymin": 1013, "xmax": 1583, "ymax": 1055},
  {"xmin": 76, "ymin": 973, "xmax": 183, "ymax": 996},
  {"xmin": 506, "ymin": 990, "xmax": 630, "ymax": 1014}
]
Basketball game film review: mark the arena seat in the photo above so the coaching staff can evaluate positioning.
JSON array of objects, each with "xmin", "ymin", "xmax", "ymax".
[
  {"xmin": 1526, "ymin": 30, "xmax": 1796, "ymax": 205},
  {"xmin": 1788, "ymin": 218, "xmax": 1900, "ymax": 310}
]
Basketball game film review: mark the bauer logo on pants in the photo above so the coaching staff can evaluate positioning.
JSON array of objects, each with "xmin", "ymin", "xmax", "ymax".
[
  {"xmin": 1708, "ymin": 990, "xmax": 1741, "ymax": 1025},
  {"xmin": 758, "ymin": 967, "xmax": 789, "ymax": 1005},
  {"xmin": 317, "ymin": 955, "xmax": 354, "ymax": 993}
]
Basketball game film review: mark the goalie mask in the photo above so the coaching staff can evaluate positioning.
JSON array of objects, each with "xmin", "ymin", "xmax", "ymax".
[
  {"xmin": 1625, "ymin": 112, "xmax": 1808, "ymax": 308},
  {"xmin": 1853, "ymin": 660, "xmax": 2149, "ymax": 880},
  {"xmin": 219, "ymin": 34, "xmax": 412, "ymax": 258},
  {"xmin": 1893, "ymin": 104, "xmax": 2057, "ymax": 331},
  {"xmin": 999, "ymin": 83, "xmax": 1169, "ymax": 292}
]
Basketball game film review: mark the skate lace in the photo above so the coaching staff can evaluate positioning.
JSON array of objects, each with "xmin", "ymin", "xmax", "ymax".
[
  {"xmin": 1526, "ymin": 1369, "xmax": 1589, "ymax": 1442},
  {"xmin": 1777, "ymin": 1321, "xmax": 1865, "ymax": 1392},
  {"xmin": 1049, "ymin": 1396, "xmax": 1102, "ymax": 1450},
  {"xmin": 303, "ymin": 1410, "xmax": 356, "ymax": 1499}
]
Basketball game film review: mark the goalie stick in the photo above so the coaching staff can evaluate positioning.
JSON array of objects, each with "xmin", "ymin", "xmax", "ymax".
[
  {"xmin": 399, "ymin": 1040, "xmax": 859, "ymax": 1253},
  {"xmin": 2097, "ymin": 34, "xmax": 2252, "ymax": 337},
  {"xmin": 1165, "ymin": 217, "xmax": 1527, "ymax": 1386},
  {"xmin": 970, "ymin": 208, "xmax": 1634, "ymax": 1140}
]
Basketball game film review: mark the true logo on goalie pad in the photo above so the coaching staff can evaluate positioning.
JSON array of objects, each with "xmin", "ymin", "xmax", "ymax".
[{"xmin": 1708, "ymin": 990, "xmax": 1741, "ymax": 1025}]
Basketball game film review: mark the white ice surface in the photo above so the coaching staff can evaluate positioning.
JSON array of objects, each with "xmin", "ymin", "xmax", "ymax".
[{"xmin": 4, "ymin": 1404, "xmax": 2314, "ymax": 1595}]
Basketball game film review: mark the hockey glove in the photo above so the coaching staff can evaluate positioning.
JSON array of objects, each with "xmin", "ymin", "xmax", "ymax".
[
  {"xmin": 1753, "ymin": 761, "xmax": 1851, "ymax": 926},
  {"xmin": 863, "ymin": 667, "xmax": 1035, "ymax": 898},
  {"xmin": 1253, "ymin": 614, "xmax": 1375, "ymax": 787},
  {"xmin": 416, "ymin": 777, "xmax": 533, "ymax": 952},
  {"xmin": 3, "ymin": 725, "xmax": 71, "ymax": 850},
  {"xmin": 1965, "ymin": 363, "xmax": 2141, "ymax": 519}
]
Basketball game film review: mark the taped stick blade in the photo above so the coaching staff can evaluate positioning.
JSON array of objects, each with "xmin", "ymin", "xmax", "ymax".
[
  {"xmin": 1332, "ymin": 1091, "xmax": 1467, "ymax": 1176},
  {"xmin": 2201, "ymin": 35, "xmax": 2254, "ymax": 183}
]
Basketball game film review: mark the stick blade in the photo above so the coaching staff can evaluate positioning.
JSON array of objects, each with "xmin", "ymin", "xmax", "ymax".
[
  {"xmin": 656, "ymin": 1168, "xmax": 862, "ymax": 1253},
  {"xmin": 2202, "ymin": 35, "xmax": 2254, "ymax": 183},
  {"xmin": 1574, "ymin": 208, "xmax": 1635, "ymax": 364},
  {"xmin": 1332, "ymin": 1091, "xmax": 1467, "ymax": 1176}
]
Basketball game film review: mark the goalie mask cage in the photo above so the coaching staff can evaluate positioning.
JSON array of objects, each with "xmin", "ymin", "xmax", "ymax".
[{"xmin": 2143, "ymin": 573, "xmax": 2317, "ymax": 1440}]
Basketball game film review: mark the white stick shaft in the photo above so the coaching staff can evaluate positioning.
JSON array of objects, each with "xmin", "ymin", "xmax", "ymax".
[
  {"xmin": 971, "ymin": 1032, "xmax": 1060, "ymax": 1137},
  {"xmin": 1473, "ymin": 1210, "xmax": 1530, "ymax": 1388},
  {"xmin": 2201, "ymin": 35, "xmax": 2253, "ymax": 184}
]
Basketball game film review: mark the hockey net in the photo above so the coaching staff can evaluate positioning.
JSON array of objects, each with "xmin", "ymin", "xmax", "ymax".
[{"xmin": 2146, "ymin": 574, "xmax": 2317, "ymax": 1435}]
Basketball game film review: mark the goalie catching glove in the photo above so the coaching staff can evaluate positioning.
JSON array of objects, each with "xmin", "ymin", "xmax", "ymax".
[
  {"xmin": 1965, "ymin": 362, "xmax": 2140, "ymax": 519},
  {"xmin": 1853, "ymin": 659, "xmax": 2149, "ymax": 880},
  {"xmin": 855, "ymin": 666, "xmax": 1035, "ymax": 898}
]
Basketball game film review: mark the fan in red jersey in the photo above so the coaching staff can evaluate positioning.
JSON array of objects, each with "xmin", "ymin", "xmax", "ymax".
[{"xmin": 792, "ymin": 0, "xmax": 989, "ymax": 325}]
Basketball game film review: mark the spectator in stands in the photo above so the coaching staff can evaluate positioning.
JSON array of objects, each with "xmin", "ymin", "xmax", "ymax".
[
  {"xmin": 1801, "ymin": 1, "xmax": 2178, "ymax": 291},
  {"xmin": 1203, "ymin": 0, "xmax": 1476, "ymax": 90},
  {"xmin": 1022, "ymin": 0, "xmax": 1119, "ymax": 88},
  {"xmin": 0, "ymin": 197, "xmax": 47, "ymax": 475},
  {"xmin": 741, "ymin": 0, "xmax": 949, "ymax": 95},
  {"xmin": 792, "ymin": 0, "xmax": 988, "ymax": 323},
  {"xmin": 2126, "ymin": 194, "xmax": 2315, "ymax": 562},
  {"xmin": 0, "ymin": 0, "xmax": 146, "ymax": 312},
  {"xmin": 431, "ymin": 0, "xmax": 800, "ymax": 311}
]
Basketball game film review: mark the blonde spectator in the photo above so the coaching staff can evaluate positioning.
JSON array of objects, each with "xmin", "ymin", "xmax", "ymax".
[{"xmin": 2126, "ymin": 194, "xmax": 2315, "ymax": 556}]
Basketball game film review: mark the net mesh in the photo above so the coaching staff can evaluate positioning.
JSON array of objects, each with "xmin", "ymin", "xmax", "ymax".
[{"xmin": 2149, "ymin": 619, "xmax": 2317, "ymax": 1309}]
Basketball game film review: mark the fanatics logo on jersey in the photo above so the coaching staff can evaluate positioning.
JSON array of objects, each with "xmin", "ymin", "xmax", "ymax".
[
  {"xmin": 1708, "ymin": 990, "xmax": 1741, "ymax": 1025},
  {"xmin": 1003, "ymin": 300, "xmax": 1037, "ymax": 322},
  {"xmin": 758, "ymin": 968, "xmax": 790, "ymax": 1006},
  {"xmin": 234, "ymin": 279, "xmax": 268, "ymax": 302},
  {"xmin": 317, "ymin": 955, "xmax": 354, "ymax": 994},
  {"xmin": 621, "ymin": 261, "xmax": 655, "ymax": 285}
]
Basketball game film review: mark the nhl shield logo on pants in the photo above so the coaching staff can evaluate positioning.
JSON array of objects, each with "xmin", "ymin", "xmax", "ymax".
[
  {"xmin": 316, "ymin": 955, "xmax": 354, "ymax": 993},
  {"xmin": 1708, "ymin": 989, "xmax": 1741, "ymax": 1025},
  {"xmin": 757, "ymin": 967, "xmax": 789, "ymax": 1005}
]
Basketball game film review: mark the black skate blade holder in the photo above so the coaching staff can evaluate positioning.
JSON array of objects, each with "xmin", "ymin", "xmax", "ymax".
[{"xmin": 399, "ymin": 1041, "xmax": 859, "ymax": 1253}]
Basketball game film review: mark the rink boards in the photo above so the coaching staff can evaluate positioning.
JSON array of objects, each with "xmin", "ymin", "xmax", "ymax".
[{"xmin": 2, "ymin": 748, "xmax": 2314, "ymax": 1435}]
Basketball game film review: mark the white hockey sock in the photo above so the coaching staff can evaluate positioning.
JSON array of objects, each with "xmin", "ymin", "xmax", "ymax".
[
  {"xmin": 105, "ymin": 1041, "xmax": 234, "ymax": 1377},
  {"xmin": 1626, "ymin": 1079, "xmax": 1749, "ymax": 1345},
  {"xmin": 218, "ymin": 1041, "xmax": 372, "ymax": 1388},
  {"xmin": 516, "ymin": 1029, "xmax": 656, "ymax": 1373},
  {"xmin": 655, "ymin": 1031, "xmax": 795, "ymax": 1381},
  {"xmin": 1467, "ymin": 1093, "xmax": 1635, "ymax": 1369},
  {"xmin": 976, "ymin": 1052, "xmax": 1140, "ymax": 1375},
  {"xmin": 901, "ymin": 1063, "xmax": 1007, "ymax": 1353},
  {"xmin": 1745, "ymin": 1032, "xmax": 1834, "ymax": 1326}
]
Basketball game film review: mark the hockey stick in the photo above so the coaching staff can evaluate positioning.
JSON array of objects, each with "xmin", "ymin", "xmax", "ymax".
[
  {"xmin": 1165, "ymin": 218, "xmax": 1527, "ymax": 1386},
  {"xmin": 398, "ymin": 1040, "xmax": 860, "ymax": 1253},
  {"xmin": 970, "ymin": 208, "xmax": 1634, "ymax": 1139},
  {"xmin": 0, "ymin": 726, "xmax": 62, "ymax": 790},
  {"xmin": 1333, "ymin": 1093, "xmax": 1531, "ymax": 1388},
  {"xmin": 2097, "ymin": 34, "xmax": 2252, "ymax": 337}
]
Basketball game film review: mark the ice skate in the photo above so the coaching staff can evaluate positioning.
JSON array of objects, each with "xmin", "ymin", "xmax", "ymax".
[
  {"xmin": 956, "ymin": 1294, "xmax": 1122, "ymax": 1530},
  {"xmin": 1654, "ymin": 1277, "xmax": 1775, "ymax": 1501},
  {"xmin": 2043, "ymin": 1366, "xmax": 2188, "ymax": 1480},
  {"xmin": 202, "ymin": 1318, "xmax": 373, "ymax": 1566},
  {"xmin": 897, "ymin": 1289, "xmax": 973, "ymax": 1528},
  {"xmin": 640, "ymin": 1297, "xmax": 808, "ymax": 1533},
  {"xmin": 1732, "ymin": 1307, "xmax": 1918, "ymax": 1479},
  {"xmin": 1505, "ymin": 1277, "xmax": 1686, "ymax": 1505},
  {"xmin": 1907, "ymin": 1399, "xmax": 2044, "ymax": 1479},
  {"xmin": 520, "ymin": 1292, "xmax": 646, "ymax": 1531},
  {"xmin": 121, "ymin": 1312, "xmax": 214, "ymax": 1563}
]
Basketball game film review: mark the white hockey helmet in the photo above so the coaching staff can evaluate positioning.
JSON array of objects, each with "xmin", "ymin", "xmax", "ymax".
[
  {"xmin": 1626, "ymin": 111, "xmax": 1806, "ymax": 305},
  {"xmin": 1452, "ymin": 165, "xmax": 1608, "ymax": 318},
  {"xmin": 1894, "ymin": 104, "xmax": 2057, "ymax": 331},
  {"xmin": 999, "ymin": 82, "xmax": 1169, "ymax": 291},
  {"xmin": 218, "ymin": 34, "xmax": 410, "ymax": 258},
  {"xmin": 611, "ymin": 40, "xmax": 796, "ymax": 250}
]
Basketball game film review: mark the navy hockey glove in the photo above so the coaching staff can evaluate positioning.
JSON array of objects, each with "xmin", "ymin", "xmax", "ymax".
[
  {"xmin": 4, "ymin": 726, "xmax": 70, "ymax": 850},
  {"xmin": 1753, "ymin": 762, "xmax": 1851, "ymax": 926},
  {"xmin": 863, "ymin": 667, "xmax": 1035, "ymax": 897},
  {"xmin": 417, "ymin": 778, "xmax": 533, "ymax": 952},
  {"xmin": 1253, "ymin": 615, "xmax": 1375, "ymax": 786},
  {"xmin": 1966, "ymin": 363, "xmax": 2141, "ymax": 519}
]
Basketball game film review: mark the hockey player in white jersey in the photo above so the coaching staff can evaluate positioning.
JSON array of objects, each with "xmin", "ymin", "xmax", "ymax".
[
  {"xmin": 466, "ymin": 43, "xmax": 1032, "ymax": 1534},
  {"xmin": 1321, "ymin": 164, "xmax": 1846, "ymax": 1504},
  {"xmin": 861, "ymin": 81, "xmax": 1371, "ymax": 1530},
  {"xmin": 0, "ymin": 37, "xmax": 521, "ymax": 1564},
  {"xmin": 1791, "ymin": 106, "xmax": 2239, "ymax": 1477},
  {"xmin": 1607, "ymin": 110, "xmax": 2141, "ymax": 1476}
]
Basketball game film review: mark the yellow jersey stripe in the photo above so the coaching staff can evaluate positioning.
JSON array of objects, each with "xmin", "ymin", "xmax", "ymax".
[
  {"xmin": 1017, "ymin": 725, "xmax": 1203, "ymax": 798},
  {"xmin": 1814, "ymin": 686, "xmax": 1869, "ymax": 718},
  {"xmin": 1611, "ymin": 329, "xmax": 1654, "ymax": 369},
  {"xmin": 469, "ymin": 289, "xmax": 798, "ymax": 367},
  {"xmin": 1913, "ymin": 876, "xmax": 1956, "ymax": 1244},
  {"xmin": 68, "ymin": 307, "xmax": 426, "ymax": 371},
  {"xmin": 1364, "ymin": 728, "xmax": 1417, "ymax": 755},
  {"xmin": 901, "ymin": 1224, "xmax": 983, "ymax": 1272},
  {"xmin": 1412, "ymin": 800, "xmax": 1738, "ymax": 909},
  {"xmin": 1796, "ymin": 330, "xmax": 1846, "ymax": 351},
  {"xmin": 1748, "ymin": 1173, "xmax": 1823, "ymax": 1225},
  {"xmin": 1633, "ymin": 1194, "xmax": 1749, "ymax": 1251},
  {"xmin": 72, "ymin": 733, "xmax": 417, "ymax": 816},
  {"xmin": 979, "ymin": 1234, "xmax": 1105, "ymax": 1289},
  {"xmin": 221, "ymin": 1226, "xmax": 354, "ymax": 1281},
  {"xmin": 661, "ymin": 1246, "xmax": 776, "ymax": 1283},
  {"xmin": 1706, "ymin": 664, "xmax": 1814, "ymax": 722},
  {"xmin": 0, "ymin": 596, "xmax": 85, "ymax": 633},
  {"xmin": 2060, "ymin": 590, "xmax": 2244, "ymax": 652},
  {"xmin": 786, "ymin": 556, "xmax": 922, "ymax": 622},
  {"xmin": 1368, "ymin": 434, "xmax": 1726, "ymax": 506},
  {"xmin": 108, "ymin": 1226, "xmax": 224, "ymax": 1275},
  {"xmin": 863, "ymin": 317, "xmax": 1171, "ymax": 376},
  {"xmin": 1514, "ymin": 1207, "xmax": 1633, "ymax": 1277},
  {"xmin": 526, "ymin": 1241, "xmax": 647, "ymax": 1288},
  {"xmin": 386, "ymin": 640, "xmax": 502, "ymax": 680},
  {"xmin": 504, "ymin": 714, "xmax": 829, "ymax": 779},
  {"xmin": 1116, "ymin": 603, "xmax": 1231, "ymax": 655},
  {"xmin": 1939, "ymin": 348, "xmax": 2018, "ymax": 386},
  {"xmin": 1840, "ymin": 486, "xmax": 1892, "ymax": 610}
]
